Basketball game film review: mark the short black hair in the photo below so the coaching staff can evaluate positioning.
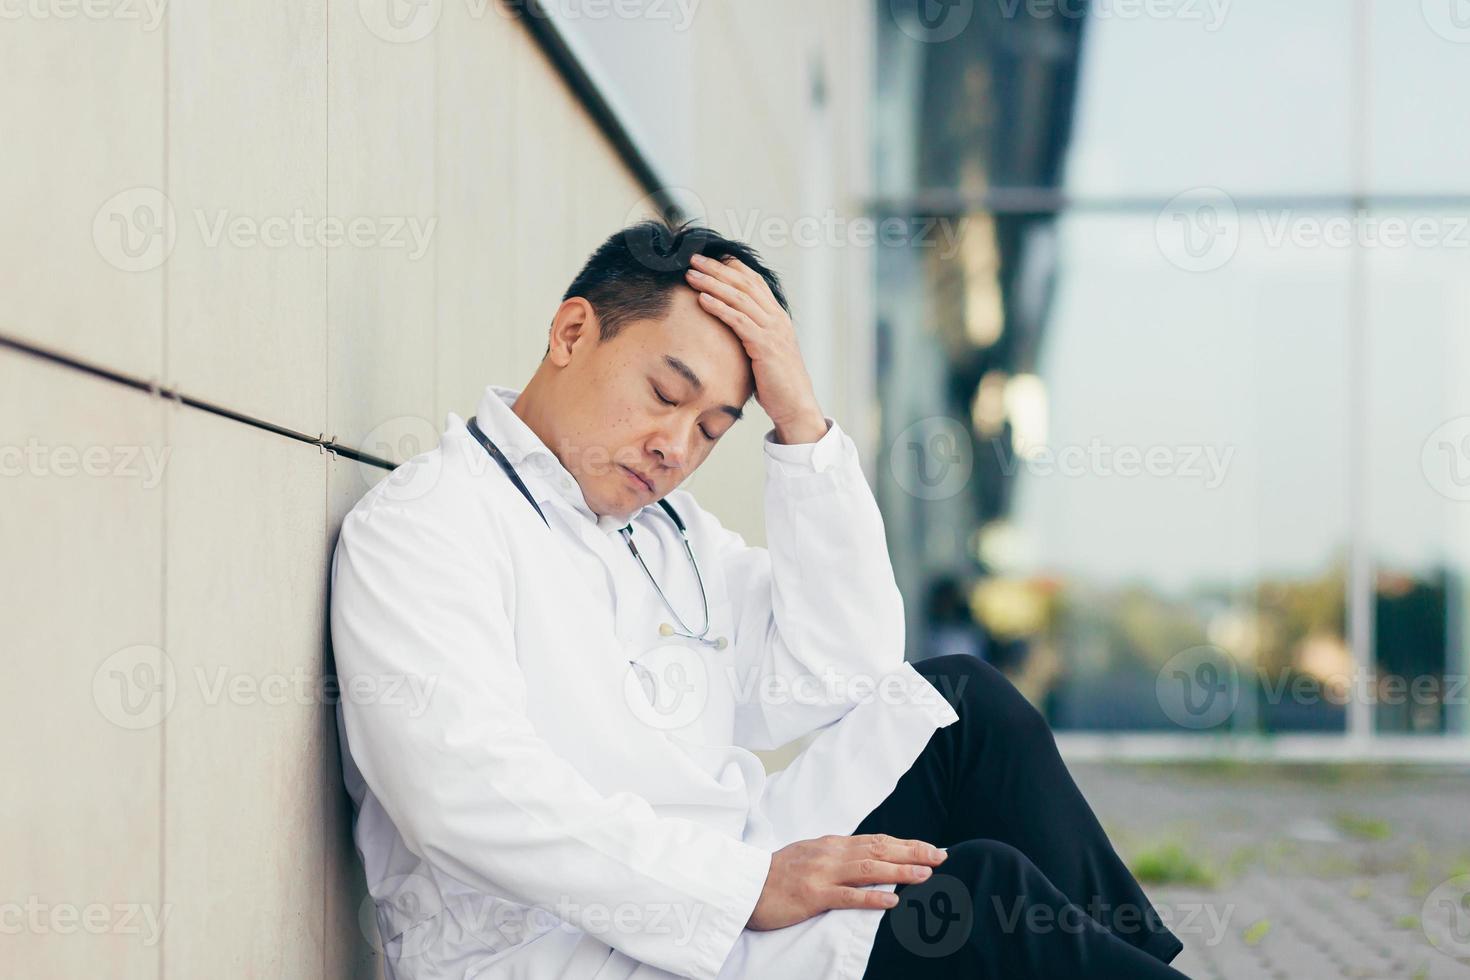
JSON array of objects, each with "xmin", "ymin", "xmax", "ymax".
[{"xmin": 560, "ymin": 220, "xmax": 790, "ymax": 342}]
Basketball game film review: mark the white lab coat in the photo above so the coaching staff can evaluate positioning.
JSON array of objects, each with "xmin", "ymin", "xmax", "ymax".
[{"xmin": 329, "ymin": 385, "xmax": 958, "ymax": 980}]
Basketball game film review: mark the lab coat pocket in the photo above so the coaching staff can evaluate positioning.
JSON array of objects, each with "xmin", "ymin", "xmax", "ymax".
[{"xmin": 624, "ymin": 601, "xmax": 737, "ymax": 748}]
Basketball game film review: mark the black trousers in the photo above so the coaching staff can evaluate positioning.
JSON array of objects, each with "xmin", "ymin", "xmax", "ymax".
[{"xmin": 855, "ymin": 655, "xmax": 1189, "ymax": 979}]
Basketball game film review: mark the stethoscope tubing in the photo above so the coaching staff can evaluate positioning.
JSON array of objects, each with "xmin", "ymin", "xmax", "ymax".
[{"xmin": 467, "ymin": 415, "xmax": 725, "ymax": 649}]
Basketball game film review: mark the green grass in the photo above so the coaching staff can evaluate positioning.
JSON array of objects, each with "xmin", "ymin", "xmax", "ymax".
[
  {"xmin": 1333, "ymin": 811, "xmax": 1393, "ymax": 841},
  {"xmin": 1129, "ymin": 842, "xmax": 1218, "ymax": 887},
  {"xmin": 1223, "ymin": 844, "xmax": 1262, "ymax": 878},
  {"xmin": 1242, "ymin": 918, "xmax": 1272, "ymax": 946}
]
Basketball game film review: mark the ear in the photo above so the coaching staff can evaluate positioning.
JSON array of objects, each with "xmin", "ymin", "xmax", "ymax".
[{"xmin": 546, "ymin": 297, "xmax": 597, "ymax": 367}]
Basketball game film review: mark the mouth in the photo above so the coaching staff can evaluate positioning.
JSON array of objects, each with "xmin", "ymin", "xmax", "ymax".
[{"xmin": 620, "ymin": 464, "xmax": 655, "ymax": 495}]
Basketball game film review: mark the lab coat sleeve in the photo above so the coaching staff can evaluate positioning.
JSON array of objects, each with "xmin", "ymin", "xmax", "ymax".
[
  {"xmin": 329, "ymin": 493, "xmax": 771, "ymax": 980},
  {"xmin": 700, "ymin": 417, "xmax": 910, "ymax": 751}
]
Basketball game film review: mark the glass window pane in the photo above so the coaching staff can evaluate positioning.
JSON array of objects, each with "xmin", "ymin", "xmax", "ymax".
[
  {"xmin": 1368, "ymin": 4, "xmax": 1470, "ymax": 195},
  {"xmin": 1063, "ymin": 0, "xmax": 1353, "ymax": 197},
  {"xmin": 1005, "ymin": 212, "xmax": 1353, "ymax": 733},
  {"xmin": 1365, "ymin": 208, "xmax": 1470, "ymax": 733}
]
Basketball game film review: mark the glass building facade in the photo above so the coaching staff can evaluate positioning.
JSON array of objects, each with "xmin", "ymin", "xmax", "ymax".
[{"xmin": 874, "ymin": 0, "xmax": 1470, "ymax": 747}]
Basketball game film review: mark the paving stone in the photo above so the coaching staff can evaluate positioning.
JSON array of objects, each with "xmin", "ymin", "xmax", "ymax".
[{"xmin": 1071, "ymin": 763, "xmax": 1470, "ymax": 979}]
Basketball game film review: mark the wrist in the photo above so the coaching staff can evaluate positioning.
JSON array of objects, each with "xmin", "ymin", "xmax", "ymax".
[{"xmin": 772, "ymin": 409, "xmax": 828, "ymax": 446}]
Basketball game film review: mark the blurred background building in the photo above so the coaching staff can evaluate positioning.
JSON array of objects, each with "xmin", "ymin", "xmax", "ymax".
[
  {"xmin": 874, "ymin": 0, "xmax": 1470, "ymax": 757},
  {"xmin": 3, "ymin": 0, "xmax": 1468, "ymax": 976}
]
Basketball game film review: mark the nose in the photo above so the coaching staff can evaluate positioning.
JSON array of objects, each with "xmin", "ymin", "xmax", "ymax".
[{"xmin": 648, "ymin": 418, "xmax": 698, "ymax": 472}]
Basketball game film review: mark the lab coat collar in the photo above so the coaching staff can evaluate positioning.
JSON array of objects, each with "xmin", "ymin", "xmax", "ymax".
[{"xmin": 472, "ymin": 385, "xmax": 649, "ymax": 534}]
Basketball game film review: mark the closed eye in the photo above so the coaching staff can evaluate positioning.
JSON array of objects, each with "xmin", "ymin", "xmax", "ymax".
[{"xmin": 653, "ymin": 382, "xmax": 718, "ymax": 441}]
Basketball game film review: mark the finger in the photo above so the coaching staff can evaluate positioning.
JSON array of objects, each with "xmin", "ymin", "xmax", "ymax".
[
  {"xmin": 853, "ymin": 834, "xmax": 948, "ymax": 865},
  {"xmin": 841, "ymin": 858, "xmax": 935, "ymax": 886},
  {"xmin": 825, "ymin": 886, "xmax": 901, "ymax": 912},
  {"xmin": 691, "ymin": 254, "xmax": 782, "ymax": 318},
  {"xmin": 720, "ymin": 257, "xmax": 785, "ymax": 318},
  {"xmin": 693, "ymin": 290, "xmax": 762, "ymax": 344},
  {"xmin": 715, "ymin": 256, "xmax": 774, "ymax": 296},
  {"xmin": 684, "ymin": 266, "xmax": 769, "ymax": 325}
]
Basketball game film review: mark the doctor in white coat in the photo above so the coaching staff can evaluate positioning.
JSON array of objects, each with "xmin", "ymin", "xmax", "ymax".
[{"xmin": 329, "ymin": 222, "xmax": 1188, "ymax": 980}]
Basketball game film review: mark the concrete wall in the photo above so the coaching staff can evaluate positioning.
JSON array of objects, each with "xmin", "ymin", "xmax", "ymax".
[{"xmin": 2, "ymin": 2, "xmax": 874, "ymax": 976}]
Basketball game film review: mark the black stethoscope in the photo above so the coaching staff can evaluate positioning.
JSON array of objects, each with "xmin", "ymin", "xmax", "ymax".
[{"xmin": 467, "ymin": 416, "xmax": 728, "ymax": 650}]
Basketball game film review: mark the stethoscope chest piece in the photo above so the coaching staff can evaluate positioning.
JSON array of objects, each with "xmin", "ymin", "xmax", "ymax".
[
  {"xmin": 619, "ymin": 512, "xmax": 725, "ymax": 650},
  {"xmin": 658, "ymin": 622, "xmax": 727, "ymax": 649}
]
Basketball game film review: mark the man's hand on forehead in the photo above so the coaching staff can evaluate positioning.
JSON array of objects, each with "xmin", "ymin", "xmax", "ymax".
[{"xmin": 683, "ymin": 254, "xmax": 828, "ymax": 446}]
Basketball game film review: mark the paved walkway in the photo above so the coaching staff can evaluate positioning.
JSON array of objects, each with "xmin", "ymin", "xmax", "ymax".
[{"xmin": 1070, "ymin": 762, "xmax": 1470, "ymax": 979}]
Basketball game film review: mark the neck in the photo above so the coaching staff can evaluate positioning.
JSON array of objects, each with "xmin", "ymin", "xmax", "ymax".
[{"xmin": 510, "ymin": 371, "xmax": 551, "ymax": 442}]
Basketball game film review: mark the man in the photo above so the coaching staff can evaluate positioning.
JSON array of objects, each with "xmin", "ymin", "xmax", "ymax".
[{"xmin": 329, "ymin": 221, "xmax": 1187, "ymax": 979}]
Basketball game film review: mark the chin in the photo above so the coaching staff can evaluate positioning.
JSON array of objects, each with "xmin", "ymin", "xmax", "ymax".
[{"xmin": 589, "ymin": 487, "xmax": 637, "ymax": 518}]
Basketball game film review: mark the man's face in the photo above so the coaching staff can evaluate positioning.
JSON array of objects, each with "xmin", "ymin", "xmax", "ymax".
[{"xmin": 543, "ymin": 285, "xmax": 756, "ymax": 517}]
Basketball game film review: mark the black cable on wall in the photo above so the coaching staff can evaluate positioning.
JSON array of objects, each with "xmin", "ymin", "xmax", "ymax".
[
  {"xmin": 0, "ymin": 333, "xmax": 397, "ymax": 470},
  {"xmin": 4, "ymin": 4, "xmax": 678, "ymax": 474}
]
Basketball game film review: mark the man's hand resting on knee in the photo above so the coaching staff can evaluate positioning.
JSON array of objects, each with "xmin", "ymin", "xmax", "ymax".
[{"xmin": 746, "ymin": 833, "xmax": 950, "ymax": 931}]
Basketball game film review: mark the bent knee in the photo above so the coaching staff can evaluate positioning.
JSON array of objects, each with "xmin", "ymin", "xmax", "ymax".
[
  {"xmin": 930, "ymin": 838, "xmax": 1044, "ymax": 894},
  {"xmin": 913, "ymin": 654, "xmax": 1052, "ymax": 738}
]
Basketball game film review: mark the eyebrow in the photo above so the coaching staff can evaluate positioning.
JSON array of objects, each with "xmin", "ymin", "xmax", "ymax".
[{"xmin": 662, "ymin": 354, "xmax": 744, "ymax": 421}]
